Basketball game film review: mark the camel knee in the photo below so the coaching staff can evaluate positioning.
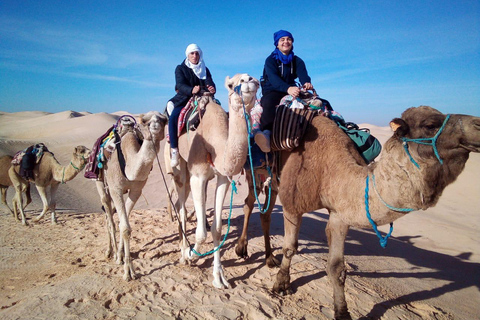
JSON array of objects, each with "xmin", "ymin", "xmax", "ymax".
[
  {"xmin": 283, "ymin": 247, "xmax": 296, "ymax": 259},
  {"xmin": 327, "ymin": 259, "xmax": 347, "ymax": 284}
]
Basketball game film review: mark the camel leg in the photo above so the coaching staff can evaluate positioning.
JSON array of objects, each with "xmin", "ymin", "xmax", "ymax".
[
  {"xmin": 12, "ymin": 186, "xmax": 28, "ymax": 225},
  {"xmin": 110, "ymin": 189, "xmax": 135, "ymax": 281},
  {"xmin": 172, "ymin": 163, "xmax": 190, "ymax": 265},
  {"xmin": 260, "ymin": 187, "xmax": 279, "ymax": 268},
  {"xmin": 272, "ymin": 209, "xmax": 302, "ymax": 295},
  {"xmin": 325, "ymin": 213, "xmax": 351, "ymax": 320},
  {"xmin": 33, "ymin": 185, "xmax": 51, "ymax": 223},
  {"xmin": 235, "ymin": 177, "xmax": 256, "ymax": 260},
  {"xmin": 96, "ymin": 181, "xmax": 117, "ymax": 260},
  {"xmin": 1, "ymin": 186, "xmax": 14, "ymax": 215},
  {"xmin": 23, "ymin": 183, "xmax": 32, "ymax": 210},
  {"xmin": 48, "ymin": 183, "xmax": 59, "ymax": 224},
  {"xmin": 187, "ymin": 174, "xmax": 207, "ymax": 262},
  {"xmin": 210, "ymin": 174, "xmax": 230, "ymax": 289}
]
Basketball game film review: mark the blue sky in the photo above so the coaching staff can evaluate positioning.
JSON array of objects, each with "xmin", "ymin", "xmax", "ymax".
[{"xmin": 1, "ymin": 0, "xmax": 479, "ymax": 125}]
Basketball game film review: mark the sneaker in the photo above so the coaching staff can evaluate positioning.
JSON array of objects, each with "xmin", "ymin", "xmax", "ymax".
[
  {"xmin": 171, "ymin": 148, "xmax": 179, "ymax": 167},
  {"xmin": 254, "ymin": 130, "xmax": 271, "ymax": 153}
]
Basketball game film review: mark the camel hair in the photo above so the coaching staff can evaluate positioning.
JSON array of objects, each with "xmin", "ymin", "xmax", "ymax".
[
  {"xmin": 0, "ymin": 155, "xmax": 32, "ymax": 215},
  {"xmin": 8, "ymin": 145, "xmax": 91, "ymax": 225},
  {"xmin": 164, "ymin": 73, "xmax": 259, "ymax": 288},
  {"xmin": 269, "ymin": 106, "xmax": 480, "ymax": 319},
  {"xmin": 95, "ymin": 111, "xmax": 167, "ymax": 281}
]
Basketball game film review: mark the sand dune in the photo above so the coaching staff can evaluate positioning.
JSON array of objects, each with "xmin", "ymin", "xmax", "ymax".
[{"xmin": 0, "ymin": 110, "xmax": 478, "ymax": 319}]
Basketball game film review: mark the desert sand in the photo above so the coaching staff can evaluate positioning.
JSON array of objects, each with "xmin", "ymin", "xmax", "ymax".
[{"xmin": 0, "ymin": 109, "xmax": 478, "ymax": 320}]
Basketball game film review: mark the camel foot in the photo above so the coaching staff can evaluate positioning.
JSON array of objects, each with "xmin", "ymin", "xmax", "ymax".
[
  {"xmin": 212, "ymin": 267, "xmax": 230, "ymax": 289},
  {"xmin": 104, "ymin": 248, "xmax": 113, "ymax": 259},
  {"xmin": 272, "ymin": 270, "xmax": 293, "ymax": 295},
  {"xmin": 234, "ymin": 242, "xmax": 248, "ymax": 259},
  {"xmin": 266, "ymin": 254, "xmax": 280, "ymax": 268},
  {"xmin": 51, "ymin": 218, "xmax": 58, "ymax": 225},
  {"xmin": 21, "ymin": 220, "xmax": 29, "ymax": 226},
  {"xmin": 334, "ymin": 310, "xmax": 352, "ymax": 320}
]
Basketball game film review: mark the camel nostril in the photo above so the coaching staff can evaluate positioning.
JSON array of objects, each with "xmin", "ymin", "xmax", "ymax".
[{"xmin": 249, "ymin": 77, "xmax": 252, "ymax": 81}]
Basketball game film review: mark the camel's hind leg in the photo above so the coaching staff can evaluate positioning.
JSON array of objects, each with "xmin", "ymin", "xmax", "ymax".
[
  {"xmin": 326, "ymin": 213, "xmax": 351, "ymax": 320},
  {"xmin": 260, "ymin": 186, "xmax": 279, "ymax": 268},
  {"xmin": 96, "ymin": 180, "xmax": 117, "ymax": 260},
  {"xmin": 1, "ymin": 186, "xmax": 14, "ymax": 215},
  {"xmin": 272, "ymin": 209, "xmax": 302, "ymax": 295}
]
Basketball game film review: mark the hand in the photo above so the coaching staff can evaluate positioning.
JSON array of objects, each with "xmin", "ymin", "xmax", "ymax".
[
  {"xmin": 303, "ymin": 82, "xmax": 313, "ymax": 90},
  {"xmin": 207, "ymin": 85, "xmax": 216, "ymax": 94},
  {"xmin": 287, "ymin": 86, "xmax": 300, "ymax": 98},
  {"xmin": 192, "ymin": 85, "xmax": 200, "ymax": 94}
]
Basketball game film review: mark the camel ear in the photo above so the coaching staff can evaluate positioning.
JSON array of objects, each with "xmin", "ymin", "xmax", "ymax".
[
  {"xmin": 390, "ymin": 118, "xmax": 409, "ymax": 137},
  {"xmin": 137, "ymin": 114, "xmax": 146, "ymax": 125},
  {"xmin": 225, "ymin": 76, "xmax": 234, "ymax": 92}
]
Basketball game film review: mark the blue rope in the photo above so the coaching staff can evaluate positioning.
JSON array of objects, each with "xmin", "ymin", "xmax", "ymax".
[
  {"xmin": 236, "ymin": 84, "xmax": 273, "ymax": 214},
  {"xmin": 371, "ymin": 174, "xmax": 416, "ymax": 213},
  {"xmin": 401, "ymin": 114, "xmax": 451, "ymax": 169},
  {"xmin": 189, "ymin": 179, "xmax": 237, "ymax": 257},
  {"xmin": 365, "ymin": 175, "xmax": 393, "ymax": 248}
]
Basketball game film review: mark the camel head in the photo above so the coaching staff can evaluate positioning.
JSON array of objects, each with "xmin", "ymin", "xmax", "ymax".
[
  {"xmin": 388, "ymin": 106, "xmax": 480, "ymax": 169},
  {"xmin": 137, "ymin": 111, "xmax": 168, "ymax": 141},
  {"xmin": 72, "ymin": 145, "xmax": 91, "ymax": 170},
  {"xmin": 225, "ymin": 74, "xmax": 259, "ymax": 113}
]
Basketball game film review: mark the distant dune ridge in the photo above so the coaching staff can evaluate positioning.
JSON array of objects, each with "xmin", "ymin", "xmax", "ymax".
[{"xmin": 0, "ymin": 109, "xmax": 478, "ymax": 319}]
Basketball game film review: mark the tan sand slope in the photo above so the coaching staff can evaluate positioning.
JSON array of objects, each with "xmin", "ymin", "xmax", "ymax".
[{"xmin": 0, "ymin": 110, "xmax": 478, "ymax": 319}]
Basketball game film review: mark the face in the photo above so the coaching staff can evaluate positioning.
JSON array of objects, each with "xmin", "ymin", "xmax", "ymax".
[
  {"xmin": 187, "ymin": 51, "xmax": 200, "ymax": 64},
  {"xmin": 277, "ymin": 36, "xmax": 293, "ymax": 55}
]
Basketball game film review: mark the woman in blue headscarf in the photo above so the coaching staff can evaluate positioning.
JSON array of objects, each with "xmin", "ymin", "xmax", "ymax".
[
  {"xmin": 167, "ymin": 43, "xmax": 216, "ymax": 167},
  {"xmin": 255, "ymin": 30, "xmax": 313, "ymax": 152}
]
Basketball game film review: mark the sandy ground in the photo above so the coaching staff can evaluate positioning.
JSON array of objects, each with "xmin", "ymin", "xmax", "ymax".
[{"xmin": 0, "ymin": 110, "xmax": 478, "ymax": 320}]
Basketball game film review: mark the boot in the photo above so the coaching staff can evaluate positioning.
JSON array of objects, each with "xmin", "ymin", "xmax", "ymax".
[
  {"xmin": 254, "ymin": 130, "xmax": 271, "ymax": 153},
  {"xmin": 171, "ymin": 148, "xmax": 179, "ymax": 167}
]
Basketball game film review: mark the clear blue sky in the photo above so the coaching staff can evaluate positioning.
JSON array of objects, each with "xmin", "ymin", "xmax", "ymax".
[{"xmin": 1, "ymin": 0, "xmax": 479, "ymax": 125}]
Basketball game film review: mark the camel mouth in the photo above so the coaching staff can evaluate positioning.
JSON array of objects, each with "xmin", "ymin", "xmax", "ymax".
[{"xmin": 459, "ymin": 144, "xmax": 480, "ymax": 153}]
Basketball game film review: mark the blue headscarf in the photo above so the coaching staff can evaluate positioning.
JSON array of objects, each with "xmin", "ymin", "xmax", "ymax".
[{"xmin": 272, "ymin": 30, "xmax": 294, "ymax": 64}]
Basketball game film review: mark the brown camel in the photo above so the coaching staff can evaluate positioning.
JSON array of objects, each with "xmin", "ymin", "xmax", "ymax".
[
  {"xmin": 0, "ymin": 155, "xmax": 32, "ymax": 215},
  {"xmin": 165, "ymin": 74, "xmax": 259, "ymax": 288},
  {"xmin": 271, "ymin": 106, "xmax": 480, "ymax": 319},
  {"xmin": 94, "ymin": 111, "xmax": 167, "ymax": 281},
  {"xmin": 8, "ymin": 146, "xmax": 91, "ymax": 225}
]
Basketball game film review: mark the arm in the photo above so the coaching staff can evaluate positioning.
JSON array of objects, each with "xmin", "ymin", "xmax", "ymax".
[
  {"xmin": 174, "ymin": 65, "xmax": 194, "ymax": 96},
  {"xmin": 295, "ymin": 57, "xmax": 312, "ymax": 87},
  {"xmin": 205, "ymin": 68, "xmax": 216, "ymax": 94}
]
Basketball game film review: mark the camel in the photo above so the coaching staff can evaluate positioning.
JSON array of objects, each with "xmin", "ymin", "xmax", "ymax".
[
  {"xmin": 0, "ymin": 155, "xmax": 32, "ymax": 215},
  {"xmin": 270, "ymin": 106, "xmax": 480, "ymax": 319},
  {"xmin": 94, "ymin": 111, "xmax": 167, "ymax": 281},
  {"xmin": 165, "ymin": 74, "xmax": 259, "ymax": 288},
  {"xmin": 8, "ymin": 146, "xmax": 91, "ymax": 225}
]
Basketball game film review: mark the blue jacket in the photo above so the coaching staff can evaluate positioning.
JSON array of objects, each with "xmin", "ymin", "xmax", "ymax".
[
  {"xmin": 260, "ymin": 54, "xmax": 311, "ymax": 95},
  {"xmin": 170, "ymin": 62, "xmax": 216, "ymax": 108}
]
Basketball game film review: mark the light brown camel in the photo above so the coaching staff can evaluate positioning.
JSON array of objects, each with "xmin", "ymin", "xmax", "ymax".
[
  {"xmin": 8, "ymin": 146, "xmax": 91, "ymax": 225},
  {"xmin": 165, "ymin": 74, "xmax": 259, "ymax": 288},
  {"xmin": 235, "ymin": 162, "xmax": 280, "ymax": 268},
  {"xmin": 271, "ymin": 106, "xmax": 480, "ymax": 319},
  {"xmin": 95, "ymin": 111, "xmax": 167, "ymax": 281},
  {"xmin": 0, "ymin": 155, "xmax": 32, "ymax": 215}
]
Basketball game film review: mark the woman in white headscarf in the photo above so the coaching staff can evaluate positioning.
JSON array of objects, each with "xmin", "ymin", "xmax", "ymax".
[{"xmin": 167, "ymin": 44, "xmax": 216, "ymax": 167}]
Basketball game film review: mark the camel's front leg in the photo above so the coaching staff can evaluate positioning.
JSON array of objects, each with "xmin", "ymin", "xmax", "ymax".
[
  {"xmin": 96, "ymin": 181, "xmax": 117, "ymax": 260},
  {"xmin": 273, "ymin": 209, "xmax": 302, "ymax": 295},
  {"xmin": 235, "ymin": 176, "xmax": 256, "ymax": 260},
  {"xmin": 48, "ymin": 183, "xmax": 59, "ymax": 224},
  {"xmin": 187, "ymin": 174, "xmax": 207, "ymax": 263},
  {"xmin": 12, "ymin": 186, "xmax": 27, "ymax": 225},
  {"xmin": 33, "ymin": 185, "xmax": 50, "ymax": 223},
  {"xmin": 210, "ymin": 175, "xmax": 230, "ymax": 289},
  {"xmin": 326, "ymin": 213, "xmax": 351, "ymax": 320},
  {"xmin": 1, "ymin": 187, "xmax": 14, "ymax": 215},
  {"xmin": 110, "ymin": 189, "xmax": 135, "ymax": 281},
  {"xmin": 260, "ymin": 186, "xmax": 279, "ymax": 268}
]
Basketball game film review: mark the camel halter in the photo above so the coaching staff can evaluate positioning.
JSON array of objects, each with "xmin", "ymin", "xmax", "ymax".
[{"xmin": 401, "ymin": 114, "xmax": 451, "ymax": 169}]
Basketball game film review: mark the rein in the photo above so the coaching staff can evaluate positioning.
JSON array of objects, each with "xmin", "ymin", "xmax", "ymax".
[
  {"xmin": 401, "ymin": 114, "xmax": 451, "ymax": 168},
  {"xmin": 235, "ymin": 84, "xmax": 273, "ymax": 214}
]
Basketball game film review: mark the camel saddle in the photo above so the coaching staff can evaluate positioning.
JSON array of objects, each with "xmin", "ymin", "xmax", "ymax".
[{"xmin": 11, "ymin": 143, "xmax": 49, "ymax": 180}]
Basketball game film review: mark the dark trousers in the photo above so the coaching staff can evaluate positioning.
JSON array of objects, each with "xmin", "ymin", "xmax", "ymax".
[
  {"xmin": 168, "ymin": 106, "xmax": 183, "ymax": 149},
  {"xmin": 260, "ymin": 91, "xmax": 285, "ymax": 131}
]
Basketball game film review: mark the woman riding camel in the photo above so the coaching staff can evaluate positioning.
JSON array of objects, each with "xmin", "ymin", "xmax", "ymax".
[
  {"xmin": 255, "ymin": 30, "xmax": 313, "ymax": 152},
  {"xmin": 167, "ymin": 43, "xmax": 216, "ymax": 167}
]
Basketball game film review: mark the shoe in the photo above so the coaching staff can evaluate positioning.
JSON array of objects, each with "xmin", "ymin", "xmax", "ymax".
[
  {"xmin": 254, "ymin": 130, "xmax": 271, "ymax": 153},
  {"xmin": 170, "ymin": 148, "xmax": 179, "ymax": 167}
]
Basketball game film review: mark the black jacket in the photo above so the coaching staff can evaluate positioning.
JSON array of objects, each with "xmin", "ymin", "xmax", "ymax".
[
  {"xmin": 261, "ymin": 54, "xmax": 311, "ymax": 95},
  {"xmin": 170, "ymin": 61, "xmax": 215, "ymax": 108}
]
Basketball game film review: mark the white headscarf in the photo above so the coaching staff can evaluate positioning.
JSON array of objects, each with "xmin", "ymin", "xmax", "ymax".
[{"xmin": 184, "ymin": 43, "xmax": 207, "ymax": 80}]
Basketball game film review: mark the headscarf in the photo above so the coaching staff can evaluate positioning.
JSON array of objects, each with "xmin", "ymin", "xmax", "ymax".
[
  {"xmin": 272, "ymin": 30, "xmax": 294, "ymax": 64},
  {"xmin": 184, "ymin": 43, "xmax": 207, "ymax": 80}
]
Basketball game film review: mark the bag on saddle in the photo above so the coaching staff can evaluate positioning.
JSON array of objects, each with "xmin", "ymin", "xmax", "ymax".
[
  {"xmin": 271, "ymin": 103, "xmax": 317, "ymax": 151},
  {"xmin": 84, "ymin": 125, "xmax": 114, "ymax": 179},
  {"xmin": 337, "ymin": 121, "xmax": 382, "ymax": 164}
]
